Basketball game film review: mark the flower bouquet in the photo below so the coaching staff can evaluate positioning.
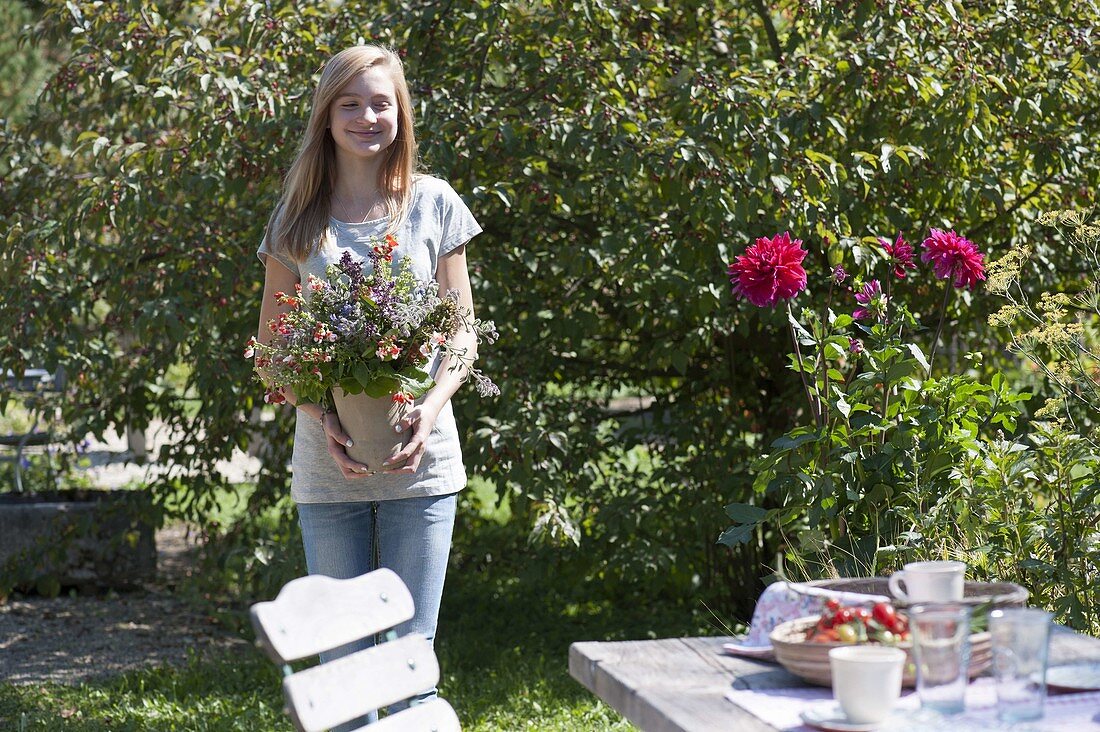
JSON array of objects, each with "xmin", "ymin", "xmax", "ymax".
[{"xmin": 246, "ymin": 234, "xmax": 498, "ymax": 469}]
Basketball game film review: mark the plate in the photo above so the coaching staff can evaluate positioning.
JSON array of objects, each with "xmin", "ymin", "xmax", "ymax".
[
  {"xmin": 1047, "ymin": 662, "xmax": 1100, "ymax": 692},
  {"xmin": 721, "ymin": 640, "xmax": 775, "ymax": 660},
  {"xmin": 800, "ymin": 705, "xmax": 890, "ymax": 731}
]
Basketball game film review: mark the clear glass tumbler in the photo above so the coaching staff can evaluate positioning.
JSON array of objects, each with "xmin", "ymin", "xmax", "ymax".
[
  {"xmin": 990, "ymin": 608, "xmax": 1052, "ymax": 722},
  {"xmin": 910, "ymin": 603, "xmax": 972, "ymax": 715}
]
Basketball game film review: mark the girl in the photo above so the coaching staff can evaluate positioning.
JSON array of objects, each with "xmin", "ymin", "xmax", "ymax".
[{"xmin": 254, "ymin": 45, "xmax": 482, "ymax": 715}]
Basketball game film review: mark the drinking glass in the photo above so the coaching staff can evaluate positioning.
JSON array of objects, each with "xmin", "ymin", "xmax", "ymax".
[
  {"xmin": 990, "ymin": 608, "xmax": 1052, "ymax": 722},
  {"xmin": 910, "ymin": 603, "xmax": 971, "ymax": 715}
]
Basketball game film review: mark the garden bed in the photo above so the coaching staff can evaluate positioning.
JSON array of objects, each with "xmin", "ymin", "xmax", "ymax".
[{"xmin": 0, "ymin": 488, "xmax": 156, "ymax": 593}]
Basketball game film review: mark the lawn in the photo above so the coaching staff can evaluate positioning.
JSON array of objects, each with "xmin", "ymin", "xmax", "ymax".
[{"xmin": 0, "ymin": 520, "xmax": 724, "ymax": 731}]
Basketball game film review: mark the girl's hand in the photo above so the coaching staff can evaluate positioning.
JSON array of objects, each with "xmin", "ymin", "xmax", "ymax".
[
  {"xmin": 321, "ymin": 412, "xmax": 372, "ymax": 478},
  {"xmin": 383, "ymin": 402, "xmax": 440, "ymax": 474}
]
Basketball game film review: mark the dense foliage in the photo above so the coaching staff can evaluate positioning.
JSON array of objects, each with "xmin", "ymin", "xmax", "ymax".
[
  {"xmin": 2, "ymin": 0, "xmax": 1099, "ymax": 620},
  {"xmin": 719, "ymin": 222, "xmax": 1099, "ymax": 630},
  {"xmin": 0, "ymin": 0, "xmax": 57, "ymax": 124}
]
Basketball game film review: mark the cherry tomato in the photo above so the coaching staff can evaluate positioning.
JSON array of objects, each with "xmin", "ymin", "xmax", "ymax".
[
  {"xmin": 825, "ymin": 598, "xmax": 841, "ymax": 611},
  {"xmin": 834, "ymin": 608, "xmax": 854, "ymax": 625},
  {"xmin": 836, "ymin": 623, "xmax": 858, "ymax": 643},
  {"xmin": 855, "ymin": 608, "xmax": 872, "ymax": 623},
  {"xmin": 872, "ymin": 602, "xmax": 897, "ymax": 629}
]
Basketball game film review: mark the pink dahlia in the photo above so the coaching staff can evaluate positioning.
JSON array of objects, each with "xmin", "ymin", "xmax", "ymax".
[
  {"xmin": 853, "ymin": 279, "xmax": 888, "ymax": 321},
  {"xmin": 920, "ymin": 229, "xmax": 985, "ymax": 290},
  {"xmin": 879, "ymin": 233, "xmax": 916, "ymax": 279},
  {"xmin": 727, "ymin": 232, "xmax": 808, "ymax": 308}
]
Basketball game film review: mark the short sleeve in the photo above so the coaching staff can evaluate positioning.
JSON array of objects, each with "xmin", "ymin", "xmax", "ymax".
[
  {"xmin": 437, "ymin": 183, "xmax": 483, "ymax": 257},
  {"xmin": 256, "ymin": 207, "xmax": 299, "ymax": 275}
]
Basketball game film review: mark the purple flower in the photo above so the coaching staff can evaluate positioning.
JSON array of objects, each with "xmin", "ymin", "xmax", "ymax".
[
  {"xmin": 848, "ymin": 338, "xmax": 863, "ymax": 354},
  {"xmin": 853, "ymin": 279, "xmax": 888, "ymax": 321},
  {"xmin": 337, "ymin": 250, "xmax": 366, "ymax": 290},
  {"xmin": 832, "ymin": 265, "xmax": 848, "ymax": 284}
]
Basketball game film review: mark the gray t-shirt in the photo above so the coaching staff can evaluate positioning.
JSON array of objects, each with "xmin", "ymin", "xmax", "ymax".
[{"xmin": 257, "ymin": 175, "xmax": 482, "ymax": 503}]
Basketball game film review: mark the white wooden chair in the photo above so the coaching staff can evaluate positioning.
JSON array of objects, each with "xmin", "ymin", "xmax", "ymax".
[{"xmin": 250, "ymin": 568, "xmax": 460, "ymax": 732}]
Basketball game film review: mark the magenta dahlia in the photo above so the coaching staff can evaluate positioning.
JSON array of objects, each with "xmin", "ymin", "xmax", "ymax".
[
  {"xmin": 879, "ymin": 233, "xmax": 917, "ymax": 279},
  {"xmin": 727, "ymin": 232, "xmax": 808, "ymax": 308},
  {"xmin": 920, "ymin": 229, "xmax": 985, "ymax": 290},
  {"xmin": 853, "ymin": 279, "xmax": 888, "ymax": 321}
]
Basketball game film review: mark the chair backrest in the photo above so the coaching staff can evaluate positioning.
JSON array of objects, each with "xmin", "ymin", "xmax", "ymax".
[{"xmin": 250, "ymin": 568, "xmax": 460, "ymax": 732}]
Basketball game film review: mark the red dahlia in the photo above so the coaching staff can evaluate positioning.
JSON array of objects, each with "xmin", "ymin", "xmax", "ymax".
[
  {"xmin": 879, "ymin": 233, "xmax": 917, "ymax": 279},
  {"xmin": 920, "ymin": 229, "xmax": 985, "ymax": 290},
  {"xmin": 728, "ymin": 232, "xmax": 808, "ymax": 308}
]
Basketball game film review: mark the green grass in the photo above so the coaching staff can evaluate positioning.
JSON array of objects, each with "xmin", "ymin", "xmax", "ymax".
[
  {"xmin": 0, "ymin": 650, "xmax": 290, "ymax": 731},
  {"xmin": 0, "ymin": 506, "xmax": 721, "ymax": 731},
  {"xmin": 0, "ymin": 573, "xmax": 710, "ymax": 731}
]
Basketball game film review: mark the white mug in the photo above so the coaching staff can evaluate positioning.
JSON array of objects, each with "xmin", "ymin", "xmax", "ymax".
[
  {"xmin": 889, "ymin": 560, "xmax": 966, "ymax": 603},
  {"xmin": 829, "ymin": 645, "xmax": 907, "ymax": 723}
]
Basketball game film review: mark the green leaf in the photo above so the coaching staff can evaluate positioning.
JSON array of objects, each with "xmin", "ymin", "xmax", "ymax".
[
  {"xmin": 724, "ymin": 502, "xmax": 768, "ymax": 523},
  {"xmin": 772, "ymin": 432, "xmax": 818, "ymax": 450},
  {"xmin": 717, "ymin": 524, "xmax": 756, "ymax": 547},
  {"xmin": 352, "ymin": 361, "xmax": 374, "ymax": 388},
  {"xmin": 906, "ymin": 344, "xmax": 931, "ymax": 372},
  {"xmin": 338, "ymin": 377, "xmax": 362, "ymax": 395},
  {"xmin": 397, "ymin": 365, "xmax": 435, "ymax": 398},
  {"xmin": 362, "ymin": 374, "xmax": 400, "ymax": 398}
]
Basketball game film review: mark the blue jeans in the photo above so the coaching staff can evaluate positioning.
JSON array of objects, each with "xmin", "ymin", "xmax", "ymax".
[{"xmin": 297, "ymin": 493, "xmax": 457, "ymax": 726}]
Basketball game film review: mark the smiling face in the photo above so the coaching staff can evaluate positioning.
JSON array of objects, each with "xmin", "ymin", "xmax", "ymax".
[{"xmin": 328, "ymin": 67, "xmax": 400, "ymax": 161}]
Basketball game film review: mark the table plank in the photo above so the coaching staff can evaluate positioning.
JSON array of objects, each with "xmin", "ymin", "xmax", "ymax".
[
  {"xmin": 570, "ymin": 627, "xmax": 1100, "ymax": 732},
  {"xmin": 570, "ymin": 637, "xmax": 781, "ymax": 731}
]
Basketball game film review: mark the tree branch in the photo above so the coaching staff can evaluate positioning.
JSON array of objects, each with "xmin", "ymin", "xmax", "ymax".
[{"xmin": 751, "ymin": 0, "xmax": 783, "ymax": 64}]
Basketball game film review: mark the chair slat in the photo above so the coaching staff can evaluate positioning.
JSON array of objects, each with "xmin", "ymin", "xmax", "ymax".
[
  {"xmin": 283, "ymin": 633, "xmax": 440, "ymax": 732},
  {"xmin": 345, "ymin": 697, "xmax": 461, "ymax": 732},
  {"xmin": 250, "ymin": 569, "xmax": 414, "ymax": 663}
]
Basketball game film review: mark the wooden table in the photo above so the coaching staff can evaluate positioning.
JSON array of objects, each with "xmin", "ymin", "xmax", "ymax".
[{"xmin": 569, "ymin": 628, "xmax": 1100, "ymax": 732}]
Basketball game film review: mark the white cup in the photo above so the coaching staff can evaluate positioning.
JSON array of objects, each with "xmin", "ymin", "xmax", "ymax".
[
  {"xmin": 888, "ymin": 560, "xmax": 966, "ymax": 603},
  {"xmin": 829, "ymin": 646, "xmax": 907, "ymax": 723}
]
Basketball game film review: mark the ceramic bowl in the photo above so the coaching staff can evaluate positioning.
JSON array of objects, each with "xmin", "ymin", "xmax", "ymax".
[{"xmin": 769, "ymin": 615, "xmax": 992, "ymax": 687}]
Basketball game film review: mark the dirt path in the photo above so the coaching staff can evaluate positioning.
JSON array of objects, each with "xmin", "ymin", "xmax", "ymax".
[{"xmin": 0, "ymin": 525, "xmax": 248, "ymax": 685}]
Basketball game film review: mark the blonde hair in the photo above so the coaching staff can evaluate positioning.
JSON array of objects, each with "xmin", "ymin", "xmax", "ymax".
[{"xmin": 272, "ymin": 45, "xmax": 418, "ymax": 261}]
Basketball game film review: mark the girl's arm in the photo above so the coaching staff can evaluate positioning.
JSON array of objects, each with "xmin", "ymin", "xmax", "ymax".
[
  {"xmin": 257, "ymin": 256, "xmax": 369, "ymax": 478},
  {"xmin": 384, "ymin": 244, "xmax": 478, "ymax": 473}
]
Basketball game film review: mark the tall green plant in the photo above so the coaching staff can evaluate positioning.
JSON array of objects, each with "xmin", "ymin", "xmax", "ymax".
[{"xmin": 720, "ymin": 228, "xmax": 1030, "ymax": 574}]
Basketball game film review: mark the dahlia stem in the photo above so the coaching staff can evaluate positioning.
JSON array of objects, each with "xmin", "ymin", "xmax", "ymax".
[
  {"xmin": 787, "ymin": 301, "xmax": 822, "ymax": 428},
  {"xmin": 928, "ymin": 277, "xmax": 954, "ymax": 375},
  {"xmin": 882, "ymin": 277, "xmax": 893, "ymax": 443}
]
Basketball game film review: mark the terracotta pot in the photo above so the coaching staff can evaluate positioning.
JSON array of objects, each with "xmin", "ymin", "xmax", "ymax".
[{"xmin": 331, "ymin": 389, "xmax": 411, "ymax": 474}]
